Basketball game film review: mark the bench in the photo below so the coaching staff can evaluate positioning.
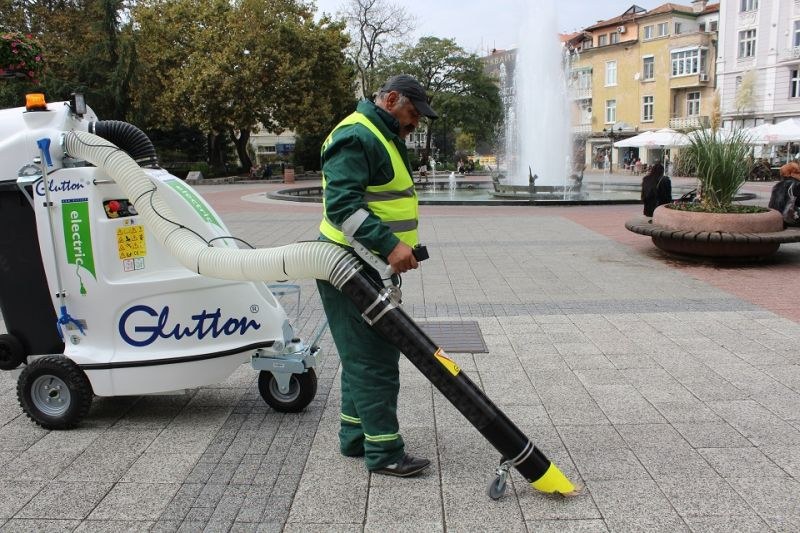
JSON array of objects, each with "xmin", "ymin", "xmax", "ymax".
[{"xmin": 625, "ymin": 215, "xmax": 800, "ymax": 258}]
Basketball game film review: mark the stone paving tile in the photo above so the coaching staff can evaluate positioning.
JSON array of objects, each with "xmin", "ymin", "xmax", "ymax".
[
  {"xmin": 524, "ymin": 519, "xmax": 609, "ymax": 532},
  {"xmin": 682, "ymin": 514, "xmax": 771, "ymax": 533},
  {"xmin": 16, "ymin": 481, "xmax": 113, "ymax": 520},
  {"xmin": 0, "ymin": 481, "xmax": 45, "ymax": 519},
  {"xmin": 88, "ymin": 483, "xmax": 181, "ymax": 521},
  {"xmin": 442, "ymin": 481, "xmax": 526, "ymax": 532},
  {"xmin": 671, "ymin": 422, "xmax": 752, "ymax": 448},
  {"xmin": 700, "ymin": 446, "xmax": 791, "ymax": 480},
  {"xmin": 74, "ymin": 520, "xmax": 155, "ymax": 532},
  {"xmin": 0, "ymin": 519, "xmax": 82, "ymax": 532}
]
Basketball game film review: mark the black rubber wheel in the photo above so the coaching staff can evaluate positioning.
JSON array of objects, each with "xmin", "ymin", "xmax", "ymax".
[
  {"xmin": 487, "ymin": 475, "xmax": 508, "ymax": 500},
  {"xmin": 17, "ymin": 355, "xmax": 93, "ymax": 429},
  {"xmin": 258, "ymin": 368, "xmax": 317, "ymax": 413},
  {"xmin": 0, "ymin": 333, "xmax": 25, "ymax": 370}
]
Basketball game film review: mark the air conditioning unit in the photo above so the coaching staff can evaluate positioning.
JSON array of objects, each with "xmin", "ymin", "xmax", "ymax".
[
  {"xmin": 617, "ymin": 25, "xmax": 626, "ymax": 33},
  {"xmin": 699, "ymin": 72, "xmax": 709, "ymax": 82}
]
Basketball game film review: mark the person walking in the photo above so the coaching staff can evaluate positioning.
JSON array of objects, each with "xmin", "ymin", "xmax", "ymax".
[
  {"xmin": 316, "ymin": 74, "xmax": 438, "ymax": 477},
  {"xmin": 779, "ymin": 154, "xmax": 800, "ymax": 181}
]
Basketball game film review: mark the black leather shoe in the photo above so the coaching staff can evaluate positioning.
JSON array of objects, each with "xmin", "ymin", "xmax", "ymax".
[{"xmin": 371, "ymin": 454, "xmax": 431, "ymax": 477}]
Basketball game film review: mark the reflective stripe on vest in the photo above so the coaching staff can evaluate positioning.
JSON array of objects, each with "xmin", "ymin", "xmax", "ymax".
[{"xmin": 319, "ymin": 112, "xmax": 419, "ymax": 248}]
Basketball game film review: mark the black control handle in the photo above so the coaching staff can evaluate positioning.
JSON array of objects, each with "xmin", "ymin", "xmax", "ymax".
[{"xmin": 412, "ymin": 245, "xmax": 429, "ymax": 262}]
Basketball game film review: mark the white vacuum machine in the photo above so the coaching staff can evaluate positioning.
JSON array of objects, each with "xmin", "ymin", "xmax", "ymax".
[
  {"xmin": 0, "ymin": 95, "xmax": 580, "ymax": 498},
  {"xmin": 0, "ymin": 96, "xmax": 327, "ymax": 428}
]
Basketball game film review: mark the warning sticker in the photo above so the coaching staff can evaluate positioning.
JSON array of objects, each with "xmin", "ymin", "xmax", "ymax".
[
  {"xmin": 117, "ymin": 225, "xmax": 146, "ymax": 260},
  {"xmin": 434, "ymin": 348, "xmax": 461, "ymax": 376}
]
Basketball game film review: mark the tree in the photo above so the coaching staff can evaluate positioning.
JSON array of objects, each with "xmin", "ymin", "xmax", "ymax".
[
  {"xmin": 383, "ymin": 37, "xmax": 502, "ymax": 159},
  {"xmin": 132, "ymin": 0, "xmax": 353, "ymax": 171},
  {"xmin": 0, "ymin": 0, "xmax": 135, "ymax": 119},
  {"xmin": 341, "ymin": 0, "xmax": 414, "ymax": 99}
]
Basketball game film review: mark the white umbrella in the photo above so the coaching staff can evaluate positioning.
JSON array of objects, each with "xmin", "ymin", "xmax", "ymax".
[
  {"xmin": 613, "ymin": 128, "xmax": 688, "ymax": 148},
  {"xmin": 746, "ymin": 118, "xmax": 800, "ymax": 144}
]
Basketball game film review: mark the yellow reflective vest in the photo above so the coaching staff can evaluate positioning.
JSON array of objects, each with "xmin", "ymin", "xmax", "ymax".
[{"xmin": 319, "ymin": 111, "xmax": 419, "ymax": 248}]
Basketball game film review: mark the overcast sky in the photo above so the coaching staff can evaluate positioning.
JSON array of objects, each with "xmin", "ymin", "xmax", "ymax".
[{"xmin": 312, "ymin": 0, "xmax": 676, "ymax": 54}]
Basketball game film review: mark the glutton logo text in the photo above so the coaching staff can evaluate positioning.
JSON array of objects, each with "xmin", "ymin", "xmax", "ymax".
[{"xmin": 119, "ymin": 305, "xmax": 262, "ymax": 347}]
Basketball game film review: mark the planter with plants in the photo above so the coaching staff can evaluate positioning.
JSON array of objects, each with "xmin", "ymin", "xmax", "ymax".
[{"xmin": 626, "ymin": 127, "xmax": 800, "ymax": 259}]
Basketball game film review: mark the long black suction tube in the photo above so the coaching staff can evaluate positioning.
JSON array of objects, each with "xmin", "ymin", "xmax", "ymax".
[
  {"xmin": 89, "ymin": 121, "xmax": 159, "ymax": 168},
  {"xmin": 336, "ymin": 268, "xmax": 579, "ymax": 495}
]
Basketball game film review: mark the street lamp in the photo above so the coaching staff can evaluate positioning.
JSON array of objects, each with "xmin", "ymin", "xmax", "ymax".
[{"xmin": 602, "ymin": 125, "xmax": 622, "ymax": 172}]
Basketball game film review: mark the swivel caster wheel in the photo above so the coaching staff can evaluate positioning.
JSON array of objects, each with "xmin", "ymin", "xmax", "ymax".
[
  {"xmin": 258, "ymin": 368, "xmax": 317, "ymax": 413},
  {"xmin": 487, "ymin": 459, "xmax": 512, "ymax": 500}
]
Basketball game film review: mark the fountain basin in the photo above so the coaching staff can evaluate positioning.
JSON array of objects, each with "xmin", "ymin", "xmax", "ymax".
[{"xmin": 265, "ymin": 179, "xmax": 704, "ymax": 206}]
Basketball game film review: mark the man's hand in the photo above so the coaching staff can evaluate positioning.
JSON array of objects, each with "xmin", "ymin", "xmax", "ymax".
[{"xmin": 386, "ymin": 242, "xmax": 418, "ymax": 274}]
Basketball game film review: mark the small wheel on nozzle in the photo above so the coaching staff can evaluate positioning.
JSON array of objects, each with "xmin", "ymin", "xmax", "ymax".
[
  {"xmin": 0, "ymin": 333, "xmax": 25, "ymax": 370},
  {"xmin": 258, "ymin": 368, "xmax": 317, "ymax": 413},
  {"xmin": 487, "ymin": 474, "xmax": 508, "ymax": 500}
]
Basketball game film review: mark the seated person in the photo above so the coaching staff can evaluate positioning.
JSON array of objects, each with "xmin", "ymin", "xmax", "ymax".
[
  {"xmin": 641, "ymin": 163, "xmax": 672, "ymax": 217},
  {"xmin": 779, "ymin": 155, "xmax": 800, "ymax": 181},
  {"xmin": 769, "ymin": 179, "xmax": 800, "ymax": 226}
]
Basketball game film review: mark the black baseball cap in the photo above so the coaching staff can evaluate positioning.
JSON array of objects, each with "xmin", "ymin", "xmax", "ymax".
[{"xmin": 380, "ymin": 74, "xmax": 438, "ymax": 119}]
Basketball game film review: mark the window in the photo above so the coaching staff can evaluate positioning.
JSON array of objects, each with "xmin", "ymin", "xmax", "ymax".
[
  {"xmin": 791, "ymin": 69, "xmax": 800, "ymax": 98},
  {"xmin": 610, "ymin": 31, "xmax": 620, "ymax": 44},
  {"xmin": 657, "ymin": 22, "xmax": 669, "ymax": 37},
  {"xmin": 687, "ymin": 92, "xmax": 701, "ymax": 116},
  {"xmin": 644, "ymin": 25, "xmax": 654, "ymax": 39},
  {"xmin": 606, "ymin": 61, "xmax": 617, "ymax": 86},
  {"xmin": 598, "ymin": 34, "xmax": 608, "ymax": 46},
  {"xmin": 699, "ymin": 23, "xmax": 706, "ymax": 32},
  {"xmin": 605, "ymin": 100, "xmax": 617, "ymax": 124},
  {"xmin": 738, "ymin": 29, "xmax": 757, "ymax": 58},
  {"xmin": 739, "ymin": 0, "xmax": 758, "ymax": 11},
  {"xmin": 642, "ymin": 96, "xmax": 654, "ymax": 121},
  {"xmin": 709, "ymin": 21, "xmax": 718, "ymax": 32},
  {"xmin": 643, "ymin": 56, "xmax": 655, "ymax": 80},
  {"xmin": 671, "ymin": 48, "xmax": 706, "ymax": 76},
  {"xmin": 794, "ymin": 21, "xmax": 800, "ymax": 47},
  {"xmin": 675, "ymin": 22, "xmax": 683, "ymax": 35},
  {"xmin": 575, "ymin": 69, "xmax": 592, "ymax": 90}
]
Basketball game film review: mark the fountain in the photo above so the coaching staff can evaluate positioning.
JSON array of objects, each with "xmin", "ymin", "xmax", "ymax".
[
  {"xmin": 504, "ymin": 1, "xmax": 571, "ymax": 188},
  {"xmin": 263, "ymin": 0, "xmax": 692, "ymax": 206}
]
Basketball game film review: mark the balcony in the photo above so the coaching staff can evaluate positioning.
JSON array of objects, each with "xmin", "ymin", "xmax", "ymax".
[
  {"xmin": 572, "ymin": 123, "xmax": 592, "ymax": 135},
  {"xmin": 669, "ymin": 116, "xmax": 709, "ymax": 130},
  {"xmin": 780, "ymin": 47, "xmax": 800, "ymax": 62},
  {"xmin": 570, "ymin": 87, "xmax": 592, "ymax": 100}
]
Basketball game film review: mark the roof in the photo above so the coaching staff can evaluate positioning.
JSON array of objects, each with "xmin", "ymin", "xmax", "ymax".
[{"xmin": 583, "ymin": 3, "xmax": 698, "ymax": 32}]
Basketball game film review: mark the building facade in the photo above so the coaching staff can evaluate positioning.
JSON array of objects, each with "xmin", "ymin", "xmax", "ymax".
[
  {"xmin": 566, "ymin": 2, "xmax": 720, "ymax": 168},
  {"xmin": 717, "ymin": 0, "xmax": 800, "ymax": 128}
]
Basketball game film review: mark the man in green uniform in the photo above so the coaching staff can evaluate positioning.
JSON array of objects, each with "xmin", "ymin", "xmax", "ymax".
[{"xmin": 317, "ymin": 75, "xmax": 437, "ymax": 477}]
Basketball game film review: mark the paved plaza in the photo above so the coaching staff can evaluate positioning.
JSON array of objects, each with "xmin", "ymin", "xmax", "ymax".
[{"xmin": 1, "ymin": 173, "xmax": 800, "ymax": 532}]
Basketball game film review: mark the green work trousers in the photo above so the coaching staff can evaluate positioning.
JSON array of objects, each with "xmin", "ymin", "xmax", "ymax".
[{"xmin": 316, "ymin": 278, "xmax": 405, "ymax": 470}]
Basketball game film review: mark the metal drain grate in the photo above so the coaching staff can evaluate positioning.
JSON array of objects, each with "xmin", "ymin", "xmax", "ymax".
[{"xmin": 417, "ymin": 321, "xmax": 488, "ymax": 353}]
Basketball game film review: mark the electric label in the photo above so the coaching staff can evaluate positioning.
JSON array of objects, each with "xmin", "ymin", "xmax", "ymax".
[
  {"xmin": 165, "ymin": 179, "xmax": 221, "ymax": 227},
  {"xmin": 61, "ymin": 198, "xmax": 96, "ymax": 279},
  {"xmin": 434, "ymin": 348, "xmax": 460, "ymax": 376}
]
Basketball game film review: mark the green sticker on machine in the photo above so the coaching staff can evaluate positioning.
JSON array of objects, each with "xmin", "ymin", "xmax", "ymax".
[
  {"xmin": 61, "ymin": 198, "xmax": 96, "ymax": 279},
  {"xmin": 165, "ymin": 179, "xmax": 221, "ymax": 227}
]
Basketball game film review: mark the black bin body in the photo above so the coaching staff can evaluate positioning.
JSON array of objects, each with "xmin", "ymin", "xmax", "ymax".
[{"xmin": 0, "ymin": 180, "xmax": 64, "ymax": 356}]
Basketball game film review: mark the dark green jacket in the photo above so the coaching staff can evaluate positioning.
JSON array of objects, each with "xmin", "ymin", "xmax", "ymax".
[{"xmin": 321, "ymin": 100, "xmax": 414, "ymax": 258}]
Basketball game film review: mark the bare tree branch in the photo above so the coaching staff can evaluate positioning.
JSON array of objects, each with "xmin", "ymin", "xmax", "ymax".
[{"xmin": 341, "ymin": 0, "xmax": 415, "ymax": 98}]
